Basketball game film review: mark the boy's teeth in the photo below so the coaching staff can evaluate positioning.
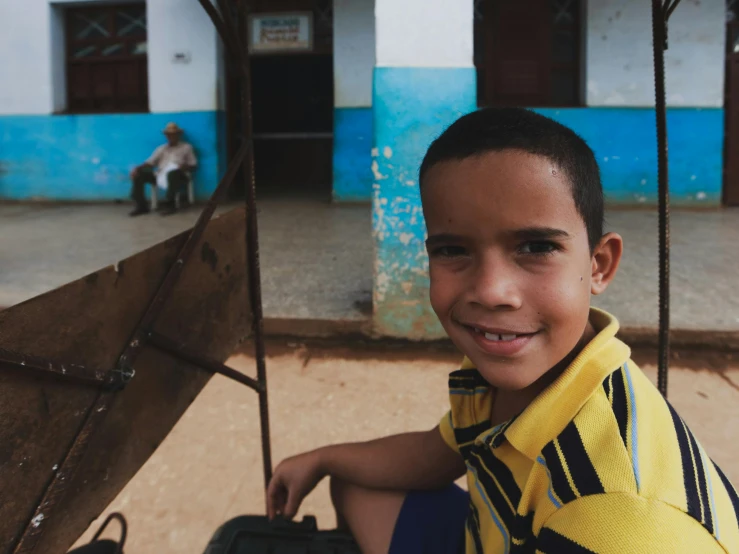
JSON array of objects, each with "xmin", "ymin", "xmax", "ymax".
[{"xmin": 483, "ymin": 332, "xmax": 517, "ymax": 341}]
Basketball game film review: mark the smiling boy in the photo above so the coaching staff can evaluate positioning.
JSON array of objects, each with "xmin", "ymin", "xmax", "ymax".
[{"xmin": 267, "ymin": 108, "xmax": 739, "ymax": 553}]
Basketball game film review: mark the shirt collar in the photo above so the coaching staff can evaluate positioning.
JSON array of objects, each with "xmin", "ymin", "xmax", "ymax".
[{"xmin": 456, "ymin": 308, "xmax": 631, "ymax": 460}]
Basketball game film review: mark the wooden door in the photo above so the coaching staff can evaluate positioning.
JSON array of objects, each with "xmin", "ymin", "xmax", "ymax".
[{"xmin": 482, "ymin": 0, "xmax": 552, "ymax": 107}]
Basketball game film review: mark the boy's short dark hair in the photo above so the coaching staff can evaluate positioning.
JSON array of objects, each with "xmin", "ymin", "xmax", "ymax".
[{"xmin": 419, "ymin": 107, "xmax": 604, "ymax": 252}]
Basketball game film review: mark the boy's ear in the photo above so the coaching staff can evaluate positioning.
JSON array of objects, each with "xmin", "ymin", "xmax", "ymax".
[{"xmin": 591, "ymin": 232, "xmax": 623, "ymax": 295}]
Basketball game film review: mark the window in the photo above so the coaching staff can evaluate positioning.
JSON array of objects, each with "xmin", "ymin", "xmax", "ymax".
[
  {"xmin": 475, "ymin": 0, "xmax": 582, "ymax": 107},
  {"xmin": 66, "ymin": 3, "xmax": 148, "ymax": 113}
]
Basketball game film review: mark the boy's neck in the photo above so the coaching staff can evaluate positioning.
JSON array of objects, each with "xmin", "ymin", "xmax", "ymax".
[{"xmin": 490, "ymin": 319, "xmax": 598, "ymax": 426}]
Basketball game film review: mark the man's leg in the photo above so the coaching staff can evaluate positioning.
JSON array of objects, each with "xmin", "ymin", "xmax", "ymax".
[
  {"xmin": 130, "ymin": 168, "xmax": 155, "ymax": 215},
  {"xmin": 330, "ymin": 477, "xmax": 406, "ymax": 554},
  {"xmin": 161, "ymin": 170, "xmax": 188, "ymax": 214}
]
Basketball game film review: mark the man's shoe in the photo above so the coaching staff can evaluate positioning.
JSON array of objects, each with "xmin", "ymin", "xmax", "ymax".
[
  {"xmin": 129, "ymin": 206, "xmax": 149, "ymax": 217},
  {"xmin": 160, "ymin": 206, "xmax": 177, "ymax": 216}
]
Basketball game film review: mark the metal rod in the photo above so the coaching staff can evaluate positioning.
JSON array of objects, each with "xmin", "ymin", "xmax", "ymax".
[
  {"xmin": 0, "ymin": 347, "xmax": 107, "ymax": 387},
  {"xmin": 664, "ymin": 0, "xmax": 682, "ymax": 21},
  {"xmin": 651, "ymin": 0, "xmax": 671, "ymax": 397},
  {"xmin": 90, "ymin": 512, "xmax": 127, "ymax": 554},
  {"xmin": 115, "ymin": 140, "xmax": 250, "ymax": 375},
  {"xmin": 13, "ymin": 390, "xmax": 116, "ymax": 554},
  {"xmin": 237, "ymin": 0, "xmax": 274, "ymax": 492},
  {"xmin": 148, "ymin": 331, "xmax": 262, "ymax": 392}
]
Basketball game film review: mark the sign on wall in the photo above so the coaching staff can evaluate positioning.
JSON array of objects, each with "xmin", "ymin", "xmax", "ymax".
[{"xmin": 248, "ymin": 12, "xmax": 313, "ymax": 54}]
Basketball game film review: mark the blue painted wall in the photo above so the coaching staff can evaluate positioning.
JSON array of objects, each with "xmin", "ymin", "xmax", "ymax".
[
  {"xmin": 0, "ymin": 111, "xmax": 221, "ymax": 201},
  {"xmin": 534, "ymin": 107, "xmax": 724, "ymax": 206},
  {"xmin": 372, "ymin": 67, "xmax": 477, "ymax": 339},
  {"xmin": 332, "ymin": 107, "xmax": 373, "ymax": 202}
]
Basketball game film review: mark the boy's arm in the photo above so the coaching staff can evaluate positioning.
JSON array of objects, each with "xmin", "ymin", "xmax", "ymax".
[
  {"xmin": 320, "ymin": 426, "xmax": 466, "ymax": 490},
  {"xmin": 267, "ymin": 426, "xmax": 465, "ymax": 519},
  {"xmin": 538, "ymin": 492, "xmax": 727, "ymax": 553}
]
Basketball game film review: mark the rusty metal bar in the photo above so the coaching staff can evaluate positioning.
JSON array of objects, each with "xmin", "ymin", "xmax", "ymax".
[
  {"xmin": 115, "ymin": 139, "xmax": 251, "ymax": 376},
  {"xmin": 13, "ymin": 390, "xmax": 116, "ymax": 553},
  {"xmin": 0, "ymin": 347, "xmax": 107, "ymax": 387},
  {"xmin": 652, "ymin": 0, "xmax": 679, "ymax": 398},
  {"xmin": 148, "ymin": 331, "xmax": 262, "ymax": 392},
  {"xmin": 199, "ymin": 0, "xmax": 273, "ymax": 492},
  {"xmin": 236, "ymin": 0, "xmax": 274, "ymax": 491}
]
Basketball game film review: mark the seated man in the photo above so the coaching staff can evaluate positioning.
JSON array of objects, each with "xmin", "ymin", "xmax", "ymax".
[{"xmin": 129, "ymin": 122, "xmax": 197, "ymax": 216}]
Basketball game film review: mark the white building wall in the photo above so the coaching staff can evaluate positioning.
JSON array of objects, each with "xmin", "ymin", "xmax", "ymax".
[
  {"xmin": 587, "ymin": 0, "xmax": 725, "ymax": 107},
  {"xmin": 0, "ymin": 0, "xmax": 221, "ymax": 115},
  {"xmin": 0, "ymin": 0, "xmax": 54, "ymax": 114},
  {"xmin": 375, "ymin": 0, "xmax": 473, "ymax": 67},
  {"xmin": 333, "ymin": 0, "xmax": 374, "ymax": 107},
  {"xmin": 147, "ymin": 0, "xmax": 220, "ymax": 112}
]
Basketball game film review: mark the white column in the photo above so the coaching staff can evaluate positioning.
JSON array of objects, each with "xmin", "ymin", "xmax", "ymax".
[{"xmin": 372, "ymin": 0, "xmax": 475, "ymax": 338}]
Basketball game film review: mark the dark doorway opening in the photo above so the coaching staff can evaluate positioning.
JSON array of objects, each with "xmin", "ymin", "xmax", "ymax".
[{"xmin": 225, "ymin": 0, "xmax": 334, "ymax": 200}]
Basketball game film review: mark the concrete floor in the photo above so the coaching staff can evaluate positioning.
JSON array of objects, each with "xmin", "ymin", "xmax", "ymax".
[
  {"xmin": 73, "ymin": 347, "xmax": 739, "ymax": 553},
  {"xmin": 0, "ymin": 200, "xmax": 372, "ymax": 326},
  {"xmin": 1, "ymin": 202, "xmax": 738, "ymax": 333}
]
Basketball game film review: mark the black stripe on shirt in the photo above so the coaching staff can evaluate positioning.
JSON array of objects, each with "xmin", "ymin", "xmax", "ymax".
[
  {"xmin": 449, "ymin": 369, "xmax": 489, "ymax": 389},
  {"xmin": 557, "ymin": 421, "xmax": 605, "ymax": 497},
  {"xmin": 478, "ymin": 446, "xmax": 522, "ymax": 508},
  {"xmin": 667, "ymin": 401, "xmax": 703, "ymax": 526},
  {"xmin": 454, "ymin": 421, "xmax": 492, "ymax": 446},
  {"xmin": 602, "ymin": 372, "xmax": 612, "ymax": 402},
  {"xmin": 609, "ymin": 366, "xmax": 629, "ymax": 451},
  {"xmin": 510, "ymin": 511, "xmax": 535, "ymax": 553},
  {"xmin": 467, "ymin": 501, "xmax": 484, "ymax": 554},
  {"xmin": 468, "ymin": 450, "xmax": 517, "ymax": 532},
  {"xmin": 712, "ymin": 459, "xmax": 739, "ymax": 530},
  {"xmin": 541, "ymin": 441, "xmax": 577, "ymax": 504},
  {"xmin": 537, "ymin": 528, "xmax": 597, "ymax": 553},
  {"xmin": 686, "ymin": 426, "xmax": 714, "ymax": 534}
]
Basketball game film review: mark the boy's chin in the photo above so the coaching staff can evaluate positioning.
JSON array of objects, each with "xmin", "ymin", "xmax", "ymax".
[{"xmin": 474, "ymin": 361, "xmax": 546, "ymax": 392}]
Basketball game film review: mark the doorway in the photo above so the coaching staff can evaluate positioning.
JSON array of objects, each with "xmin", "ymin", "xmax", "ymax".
[{"xmin": 225, "ymin": 0, "xmax": 334, "ymax": 200}]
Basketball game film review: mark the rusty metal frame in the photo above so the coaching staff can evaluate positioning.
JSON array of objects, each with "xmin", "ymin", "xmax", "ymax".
[{"xmin": 4, "ymin": 2, "xmax": 272, "ymax": 552}]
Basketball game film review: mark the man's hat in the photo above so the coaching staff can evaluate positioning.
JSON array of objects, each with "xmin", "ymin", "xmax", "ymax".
[{"xmin": 163, "ymin": 122, "xmax": 184, "ymax": 135}]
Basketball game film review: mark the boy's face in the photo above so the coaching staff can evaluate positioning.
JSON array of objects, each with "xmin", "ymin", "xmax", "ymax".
[{"xmin": 422, "ymin": 149, "xmax": 620, "ymax": 391}]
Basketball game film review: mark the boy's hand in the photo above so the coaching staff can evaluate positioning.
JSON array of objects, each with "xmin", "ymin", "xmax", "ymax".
[{"xmin": 266, "ymin": 449, "xmax": 325, "ymax": 521}]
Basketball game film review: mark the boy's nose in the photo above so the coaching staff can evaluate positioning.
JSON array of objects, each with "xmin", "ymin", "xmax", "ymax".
[{"xmin": 468, "ymin": 260, "xmax": 523, "ymax": 311}]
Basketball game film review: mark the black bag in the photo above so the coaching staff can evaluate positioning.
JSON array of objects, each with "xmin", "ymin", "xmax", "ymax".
[{"xmin": 204, "ymin": 515, "xmax": 360, "ymax": 554}]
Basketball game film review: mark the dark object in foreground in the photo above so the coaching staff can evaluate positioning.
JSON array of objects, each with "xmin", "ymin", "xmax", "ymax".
[
  {"xmin": 204, "ymin": 516, "xmax": 359, "ymax": 554},
  {"xmin": 68, "ymin": 513, "xmax": 126, "ymax": 554},
  {"xmin": 0, "ymin": 208, "xmax": 251, "ymax": 553}
]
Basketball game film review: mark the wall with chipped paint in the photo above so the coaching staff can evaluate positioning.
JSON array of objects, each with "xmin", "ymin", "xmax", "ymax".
[
  {"xmin": 586, "ymin": 0, "xmax": 725, "ymax": 107},
  {"xmin": 0, "ymin": 0, "xmax": 224, "ymax": 200},
  {"xmin": 0, "ymin": 112, "xmax": 220, "ymax": 200},
  {"xmin": 372, "ymin": 0, "xmax": 475, "ymax": 339},
  {"xmin": 332, "ymin": 0, "xmax": 374, "ymax": 202},
  {"xmin": 535, "ymin": 107, "xmax": 724, "ymax": 205}
]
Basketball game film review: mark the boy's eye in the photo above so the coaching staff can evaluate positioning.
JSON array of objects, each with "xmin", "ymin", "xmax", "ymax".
[
  {"xmin": 431, "ymin": 245, "xmax": 468, "ymax": 258},
  {"xmin": 519, "ymin": 241, "xmax": 558, "ymax": 256}
]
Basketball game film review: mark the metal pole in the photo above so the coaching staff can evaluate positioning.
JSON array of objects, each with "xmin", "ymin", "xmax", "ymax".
[
  {"xmin": 238, "ymin": 0, "xmax": 273, "ymax": 490},
  {"xmin": 651, "ymin": 0, "xmax": 676, "ymax": 397}
]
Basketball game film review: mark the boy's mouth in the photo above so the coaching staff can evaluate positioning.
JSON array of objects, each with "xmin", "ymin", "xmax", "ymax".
[{"xmin": 460, "ymin": 323, "xmax": 538, "ymax": 356}]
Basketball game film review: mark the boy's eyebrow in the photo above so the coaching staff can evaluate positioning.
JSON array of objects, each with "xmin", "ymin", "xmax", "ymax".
[
  {"xmin": 511, "ymin": 227, "xmax": 571, "ymax": 240},
  {"xmin": 425, "ymin": 233, "xmax": 464, "ymax": 247}
]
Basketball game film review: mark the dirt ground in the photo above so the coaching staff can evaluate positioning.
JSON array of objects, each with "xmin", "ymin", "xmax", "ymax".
[{"xmin": 75, "ymin": 344, "xmax": 739, "ymax": 553}]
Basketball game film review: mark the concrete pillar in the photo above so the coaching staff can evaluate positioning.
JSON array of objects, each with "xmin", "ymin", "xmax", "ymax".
[{"xmin": 372, "ymin": 0, "xmax": 476, "ymax": 339}]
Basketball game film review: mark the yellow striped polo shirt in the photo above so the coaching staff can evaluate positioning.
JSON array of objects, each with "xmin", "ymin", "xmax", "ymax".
[{"xmin": 439, "ymin": 308, "xmax": 739, "ymax": 553}]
